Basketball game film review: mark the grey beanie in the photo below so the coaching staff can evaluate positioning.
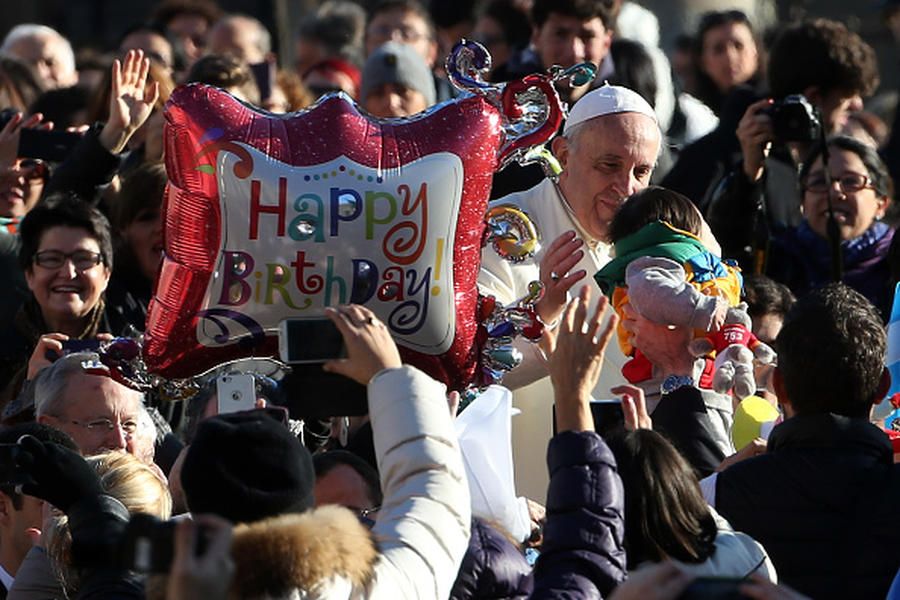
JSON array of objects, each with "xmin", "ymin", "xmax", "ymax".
[{"xmin": 361, "ymin": 41, "xmax": 436, "ymax": 106}]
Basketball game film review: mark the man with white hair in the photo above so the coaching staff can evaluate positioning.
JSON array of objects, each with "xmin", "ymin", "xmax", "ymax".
[
  {"xmin": 32, "ymin": 353, "xmax": 152, "ymax": 460},
  {"xmin": 207, "ymin": 14, "xmax": 272, "ymax": 65},
  {"xmin": 479, "ymin": 84, "xmax": 661, "ymax": 499},
  {"xmin": 0, "ymin": 24, "xmax": 77, "ymax": 89}
]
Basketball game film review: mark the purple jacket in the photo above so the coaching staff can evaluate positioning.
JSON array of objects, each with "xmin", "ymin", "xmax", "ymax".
[
  {"xmin": 451, "ymin": 517, "xmax": 534, "ymax": 600},
  {"xmin": 530, "ymin": 431, "xmax": 627, "ymax": 599}
]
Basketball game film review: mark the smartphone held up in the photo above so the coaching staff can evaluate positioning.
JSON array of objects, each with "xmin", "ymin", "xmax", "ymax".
[
  {"xmin": 276, "ymin": 317, "xmax": 367, "ymax": 418},
  {"xmin": 278, "ymin": 318, "xmax": 346, "ymax": 364}
]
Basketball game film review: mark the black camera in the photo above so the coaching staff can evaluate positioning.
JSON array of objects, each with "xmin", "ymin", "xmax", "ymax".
[
  {"xmin": 765, "ymin": 94, "xmax": 821, "ymax": 143},
  {"xmin": 119, "ymin": 514, "xmax": 209, "ymax": 573},
  {"xmin": 0, "ymin": 108, "xmax": 83, "ymax": 163}
]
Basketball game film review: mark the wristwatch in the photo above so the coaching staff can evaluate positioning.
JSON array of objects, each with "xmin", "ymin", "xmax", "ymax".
[{"xmin": 660, "ymin": 374, "xmax": 694, "ymax": 395}]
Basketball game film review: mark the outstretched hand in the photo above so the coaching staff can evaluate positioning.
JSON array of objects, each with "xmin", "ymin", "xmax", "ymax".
[
  {"xmin": 99, "ymin": 49, "xmax": 160, "ymax": 153},
  {"xmin": 322, "ymin": 305, "xmax": 402, "ymax": 385},
  {"xmin": 547, "ymin": 285, "xmax": 618, "ymax": 433}
]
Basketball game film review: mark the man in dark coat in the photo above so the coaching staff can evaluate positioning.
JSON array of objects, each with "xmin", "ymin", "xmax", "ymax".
[{"xmin": 716, "ymin": 284, "xmax": 900, "ymax": 600}]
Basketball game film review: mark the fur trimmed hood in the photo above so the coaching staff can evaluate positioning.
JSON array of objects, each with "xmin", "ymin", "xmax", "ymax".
[{"xmin": 229, "ymin": 505, "xmax": 378, "ymax": 599}]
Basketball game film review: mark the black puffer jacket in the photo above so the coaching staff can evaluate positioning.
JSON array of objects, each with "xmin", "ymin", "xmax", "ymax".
[
  {"xmin": 530, "ymin": 431, "xmax": 627, "ymax": 599},
  {"xmin": 451, "ymin": 517, "xmax": 533, "ymax": 600},
  {"xmin": 716, "ymin": 413, "xmax": 900, "ymax": 600}
]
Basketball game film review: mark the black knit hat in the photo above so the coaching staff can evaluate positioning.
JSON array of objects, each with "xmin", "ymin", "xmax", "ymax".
[{"xmin": 181, "ymin": 411, "xmax": 314, "ymax": 523}]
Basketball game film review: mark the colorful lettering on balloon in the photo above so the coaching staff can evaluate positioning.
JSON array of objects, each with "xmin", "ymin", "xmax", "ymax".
[{"xmin": 199, "ymin": 146, "xmax": 461, "ymax": 355}]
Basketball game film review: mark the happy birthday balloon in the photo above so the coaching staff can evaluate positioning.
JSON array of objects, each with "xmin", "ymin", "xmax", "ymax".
[{"xmin": 144, "ymin": 41, "xmax": 575, "ymax": 390}]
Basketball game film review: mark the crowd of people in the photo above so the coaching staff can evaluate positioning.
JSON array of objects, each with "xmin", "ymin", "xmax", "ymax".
[{"xmin": 0, "ymin": 0, "xmax": 898, "ymax": 598}]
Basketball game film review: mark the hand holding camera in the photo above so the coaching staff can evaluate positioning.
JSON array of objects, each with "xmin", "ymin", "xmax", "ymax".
[
  {"xmin": 0, "ymin": 111, "xmax": 54, "ymax": 168},
  {"xmin": 27, "ymin": 333, "xmax": 71, "ymax": 379},
  {"xmin": 166, "ymin": 515, "xmax": 234, "ymax": 600},
  {"xmin": 737, "ymin": 98, "xmax": 776, "ymax": 183},
  {"xmin": 738, "ymin": 95, "xmax": 822, "ymax": 183}
]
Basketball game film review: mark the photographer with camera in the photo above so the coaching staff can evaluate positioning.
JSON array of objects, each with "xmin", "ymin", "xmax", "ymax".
[{"xmin": 705, "ymin": 19, "xmax": 879, "ymax": 275}]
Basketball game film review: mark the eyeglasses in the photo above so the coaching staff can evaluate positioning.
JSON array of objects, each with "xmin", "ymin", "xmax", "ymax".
[
  {"xmin": 63, "ymin": 417, "xmax": 139, "ymax": 436},
  {"xmin": 369, "ymin": 24, "xmax": 428, "ymax": 44},
  {"xmin": 804, "ymin": 172, "xmax": 875, "ymax": 195},
  {"xmin": 1, "ymin": 159, "xmax": 48, "ymax": 183},
  {"xmin": 33, "ymin": 250, "xmax": 104, "ymax": 270}
]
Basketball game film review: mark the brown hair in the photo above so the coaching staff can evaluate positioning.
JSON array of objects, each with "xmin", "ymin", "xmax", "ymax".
[
  {"xmin": 609, "ymin": 186, "xmax": 703, "ymax": 243},
  {"xmin": 768, "ymin": 19, "xmax": 879, "ymax": 99},
  {"xmin": 112, "ymin": 161, "xmax": 167, "ymax": 231},
  {"xmin": 186, "ymin": 54, "xmax": 260, "ymax": 105},
  {"xmin": 275, "ymin": 69, "xmax": 314, "ymax": 111},
  {"xmin": 607, "ymin": 430, "xmax": 718, "ymax": 567},
  {"xmin": 777, "ymin": 283, "xmax": 887, "ymax": 417}
]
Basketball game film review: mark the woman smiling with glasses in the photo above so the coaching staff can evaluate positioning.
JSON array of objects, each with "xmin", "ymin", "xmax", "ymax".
[
  {"xmin": 766, "ymin": 135, "xmax": 894, "ymax": 318},
  {"xmin": 0, "ymin": 193, "xmax": 131, "ymax": 416}
]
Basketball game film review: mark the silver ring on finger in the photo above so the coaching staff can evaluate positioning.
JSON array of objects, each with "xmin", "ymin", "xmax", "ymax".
[{"xmin": 550, "ymin": 271, "xmax": 561, "ymax": 282}]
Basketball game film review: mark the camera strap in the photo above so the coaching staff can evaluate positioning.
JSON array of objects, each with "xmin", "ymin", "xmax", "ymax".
[
  {"xmin": 751, "ymin": 172, "xmax": 771, "ymax": 276},
  {"xmin": 818, "ymin": 118, "xmax": 844, "ymax": 282}
]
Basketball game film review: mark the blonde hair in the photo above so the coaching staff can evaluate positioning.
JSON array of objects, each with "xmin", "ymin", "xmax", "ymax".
[{"xmin": 46, "ymin": 452, "xmax": 172, "ymax": 595}]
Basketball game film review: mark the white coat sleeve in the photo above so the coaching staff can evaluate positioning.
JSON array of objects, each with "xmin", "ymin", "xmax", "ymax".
[{"xmin": 365, "ymin": 366, "xmax": 471, "ymax": 600}]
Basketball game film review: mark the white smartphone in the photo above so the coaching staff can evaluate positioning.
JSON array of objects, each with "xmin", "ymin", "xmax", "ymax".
[
  {"xmin": 278, "ymin": 318, "xmax": 346, "ymax": 364},
  {"xmin": 216, "ymin": 374, "xmax": 257, "ymax": 414}
]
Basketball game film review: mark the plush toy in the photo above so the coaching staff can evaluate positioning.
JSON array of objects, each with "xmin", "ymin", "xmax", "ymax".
[{"xmin": 688, "ymin": 302, "xmax": 776, "ymax": 400}]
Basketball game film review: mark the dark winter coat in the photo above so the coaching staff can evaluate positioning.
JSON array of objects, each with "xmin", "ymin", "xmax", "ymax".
[
  {"xmin": 530, "ymin": 431, "xmax": 627, "ymax": 599},
  {"xmin": 451, "ymin": 518, "xmax": 533, "ymax": 600},
  {"xmin": 716, "ymin": 413, "xmax": 900, "ymax": 600}
]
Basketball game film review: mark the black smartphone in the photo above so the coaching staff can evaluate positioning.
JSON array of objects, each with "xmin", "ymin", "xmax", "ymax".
[
  {"xmin": 18, "ymin": 128, "xmax": 83, "ymax": 162},
  {"xmin": 552, "ymin": 400, "xmax": 625, "ymax": 438},
  {"xmin": 44, "ymin": 338, "xmax": 102, "ymax": 361},
  {"xmin": 278, "ymin": 318, "xmax": 346, "ymax": 364},
  {"xmin": 249, "ymin": 61, "xmax": 275, "ymax": 102},
  {"xmin": 678, "ymin": 577, "xmax": 749, "ymax": 600},
  {"xmin": 61, "ymin": 339, "xmax": 102, "ymax": 354},
  {"xmin": 120, "ymin": 514, "xmax": 208, "ymax": 573}
]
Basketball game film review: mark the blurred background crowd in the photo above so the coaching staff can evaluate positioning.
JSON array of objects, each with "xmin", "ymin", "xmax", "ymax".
[{"xmin": 0, "ymin": 1, "xmax": 898, "ymax": 599}]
